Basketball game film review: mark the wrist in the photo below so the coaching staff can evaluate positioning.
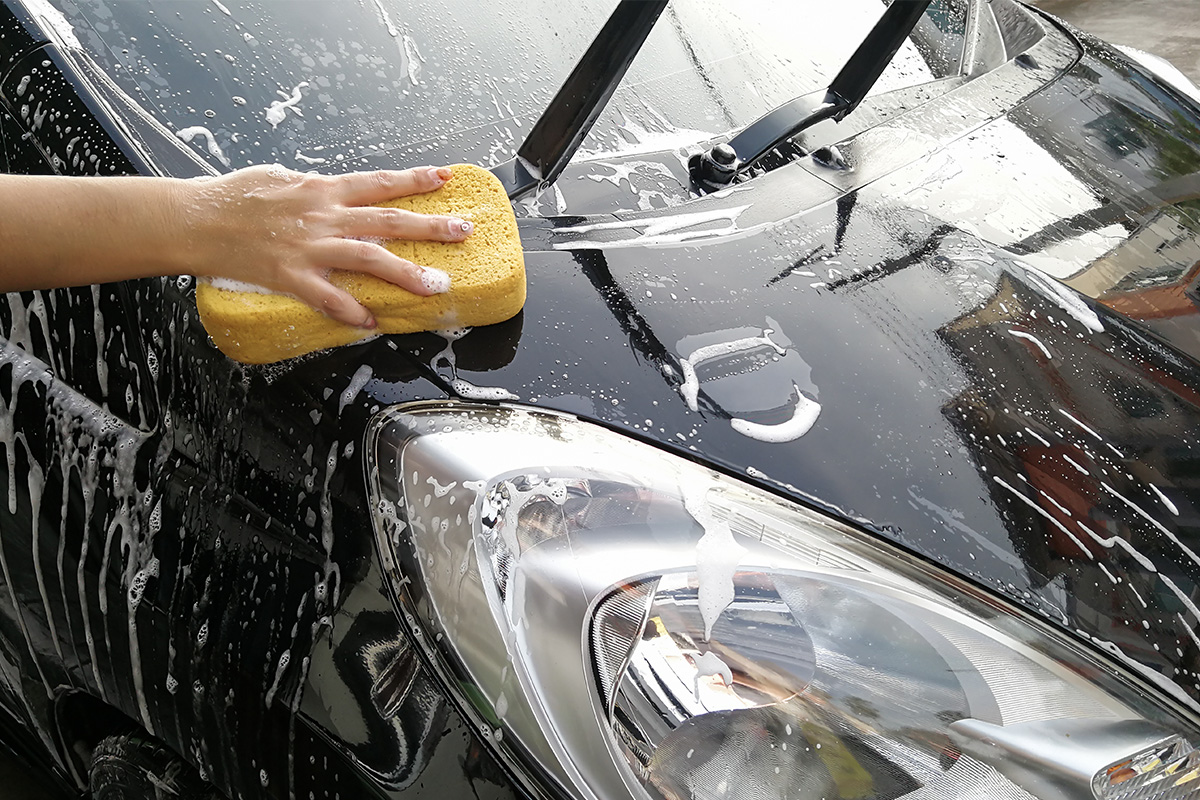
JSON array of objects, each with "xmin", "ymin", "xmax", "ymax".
[{"xmin": 151, "ymin": 176, "xmax": 208, "ymax": 278}]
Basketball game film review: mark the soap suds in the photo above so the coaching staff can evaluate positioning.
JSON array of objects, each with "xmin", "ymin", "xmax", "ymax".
[
  {"xmin": 993, "ymin": 476, "xmax": 1093, "ymax": 558},
  {"xmin": 1149, "ymin": 484, "xmax": 1179, "ymax": 516},
  {"xmin": 176, "ymin": 126, "xmax": 231, "ymax": 168},
  {"xmin": 426, "ymin": 476, "xmax": 456, "ymax": 498},
  {"xmin": 208, "ymin": 277, "xmax": 272, "ymax": 294},
  {"xmin": 451, "ymin": 379, "xmax": 518, "ymax": 402},
  {"xmin": 678, "ymin": 328, "xmax": 786, "ymax": 412},
  {"xmin": 338, "ymin": 365, "xmax": 372, "ymax": 414},
  {"xmin": 369, "ymin": 0, "xmax": 399, "ymax": 36},
  {"xmin": 1057, "ymin": 408, "xmax": 1103, "ymax": 442},
  {"xmin": 420, "ymin": 267, "xmax": 451, "ymax": 294},
  {"xmin": 553, "ymin": 205, "xmax": 751, "ymax": 250},
  {"xmin": 401, "ymin": 33, "xmax": 425, "ymax": 86},
  {"xmin": 265, "ymin": 82, "xmax": 309, "ymax": 129},
  {"xmin": 20, "ymin": 0, "xmax": 82, "ymax": 48},
  {"xmin": 730, "ymin": 390, "xmax": 820, "ymax": 443},
  {"xmin": 683, "ymin": 486, "xmax": 746, "ymax": 641},
  {"xmin": 1023, "ymin": 269, "xmax": 1104, "ymax": 333},
  {"xmin": 1007, "ymin": 329, "xmax": 1052, "ymax": 359},
  {"xmin": 1063, "ymin": 455, "xmax": 1089, "ymax": 475},
  {"xmin": 691, "ymin": 650, "xmax": 733, "ymax": 701},
  {"xmin": 294, "ymin": 149, "xmax": 327, "ymax": 165},
  {"xmin": 1101, "ymin": 483, "xmax": 1199, "ymax": 568},
  {"xmin": 430, "ymin": 329, "xmax": 519, "ymax": 402}
]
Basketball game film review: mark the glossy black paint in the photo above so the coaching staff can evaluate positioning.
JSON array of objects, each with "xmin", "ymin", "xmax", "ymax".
[{"xmin": 0, "ymin": 2, "xmax": 1199, "ymax": 799}]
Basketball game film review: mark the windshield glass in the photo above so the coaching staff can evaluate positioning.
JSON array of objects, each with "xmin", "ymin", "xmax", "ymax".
[{"xmin": 55, "ymin": 0, "xmax": 968, "ymax": 172}]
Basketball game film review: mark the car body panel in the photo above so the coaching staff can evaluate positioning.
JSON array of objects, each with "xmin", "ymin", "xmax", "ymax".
[
  {"xmin": 35, "ymin": 0, "xmax": 976, "ymax": 179},
  {"xmin": 0, "ymin": 1, "xmax": 1199, "ymax": 798}
]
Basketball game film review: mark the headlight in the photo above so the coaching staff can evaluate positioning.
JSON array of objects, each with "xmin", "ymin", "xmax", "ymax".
[{"xmin": 367, "ymin": 402, "xmax": 1200, "ymax": 800}]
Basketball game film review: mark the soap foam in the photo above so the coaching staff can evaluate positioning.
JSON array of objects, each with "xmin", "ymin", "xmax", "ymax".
[
  {"xmin": 683, "ymin": 486, "xmax": 746, "ymax": 641},
  {"xmin": 730, "ymin": 390, "xmax": 820, "ymax": 443},
  {"xmin": 175, "ymin": 126, "xmax": 231, "ymax": 168},
  {"xmin": 265, "ymin": 82, "xmax": 309, "ymax": 129},
  {"xmin": 421, "ymin": 267, "xmax": 451, "ymax": 294},
  {"xmin": 451, "ymin": 379, "xmax": 518, "ymax": 402},
  {"xmin": 208, "ymin": 277, "xmax": 273, "ymax": 295}
]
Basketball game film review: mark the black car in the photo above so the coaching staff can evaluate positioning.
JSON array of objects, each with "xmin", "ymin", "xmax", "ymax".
[{"xmin": 2, "ymin": 0, "xmax": 1200, "ymax": 798}]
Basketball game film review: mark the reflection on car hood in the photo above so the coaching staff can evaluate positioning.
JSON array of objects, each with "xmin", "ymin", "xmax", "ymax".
[{"xmin": 359, "ymin": 35, "xmax": 1200, "ymax": 708}]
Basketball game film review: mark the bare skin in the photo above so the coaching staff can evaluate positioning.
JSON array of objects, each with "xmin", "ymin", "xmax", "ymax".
[{"xmin": 0, "ymin": 164, "xmax": 474, "ymax": 329}]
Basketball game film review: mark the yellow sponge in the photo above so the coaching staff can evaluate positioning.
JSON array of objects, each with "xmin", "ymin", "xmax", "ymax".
[{"xmin": 195, "ymin": 163, "xmax": 526, "ymax": 364}]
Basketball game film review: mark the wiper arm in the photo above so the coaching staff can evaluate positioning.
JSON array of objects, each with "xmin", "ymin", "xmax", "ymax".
[
  {"xmin": 691, "ymin": 0, "xmax": 933, "ymax": 190},
  {"xmin": 492, "ymin": 0, "xmax": 669, "ymax": 201}
]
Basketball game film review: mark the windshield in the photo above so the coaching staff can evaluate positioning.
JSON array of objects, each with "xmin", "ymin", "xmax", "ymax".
[{"xmin": 56, "ymin": 0, "xmax": 968, "ymax": 173}]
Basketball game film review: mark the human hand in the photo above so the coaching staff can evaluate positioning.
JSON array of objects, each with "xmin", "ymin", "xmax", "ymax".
[{"xmin": 179, "ymin": 164, "xmax": 474, "ymax": 328}]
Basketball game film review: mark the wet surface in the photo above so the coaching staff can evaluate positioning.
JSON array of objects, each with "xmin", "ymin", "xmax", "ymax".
[
  {"xmin": 0, "ymin": 754, "xmax": 63, "ymax": 800},
  {"xmin": 2, "ymin": 2, "xmax": 1200, "ymax": 799},
  {"xmin": 1031, "ymin": 0, "xmax": 1200, "ymax": 83}
]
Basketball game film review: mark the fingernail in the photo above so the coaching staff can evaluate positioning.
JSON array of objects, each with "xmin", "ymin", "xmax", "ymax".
[
  {"xmin": 420, "ymin": 266, "xmax": 452, "ymax": 294},
  {"xmin": 435, "ymin": 166, "xmax": 452, "ymax": 181},
  {"xmin": 361, "ymin": 316, "xmax": 378, "ymax": 330},
  {"xmin": 450, "ymin": 218, "xmax": 473, "ymax": 236}
]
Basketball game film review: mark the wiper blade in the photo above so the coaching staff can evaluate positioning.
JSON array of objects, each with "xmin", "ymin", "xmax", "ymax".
[
  {"xmin": 492, "ymin": 0, "xmax": 669, "ymax": 201},
  {"xmin": 691, "ymin": 0, "xmax": 933, "ymax": 190}
]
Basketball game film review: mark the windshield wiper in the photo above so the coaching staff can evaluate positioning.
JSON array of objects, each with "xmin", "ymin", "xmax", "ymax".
[
  {"xmin": 492, "ymin": 0, "xmax": 668, "ymax": 201},
  {"xmin": 691, "ymin": 0, "xmax": 933, "ymax": 191}
]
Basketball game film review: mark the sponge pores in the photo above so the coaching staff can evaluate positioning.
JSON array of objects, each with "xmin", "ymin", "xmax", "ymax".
[{"xmin": 195, "ymin": 163, "xmax": 526, "ymax": 364}]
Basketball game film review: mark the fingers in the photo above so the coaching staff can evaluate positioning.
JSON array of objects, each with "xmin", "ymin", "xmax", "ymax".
[
  {"xmin": 288, "ymin": 240, "xmax": 453, "ymax": 326},
  {"xmin": 289, "ymin": 270, "xmax": 377, "ymax": 330},
  {"xmin": 339, "ymin": 206, "xmax": 474, "ymax": 241},
  {"xmin": 207, "ymin": 163, "xmax": 466, "ymax": 328},
  {"xmin": 307, "ymin": 236, "xmax": 452, "ymax": 302},
  {"xmin": 334, "ymin": 165, "xmax": 453, "ymax": 205}
]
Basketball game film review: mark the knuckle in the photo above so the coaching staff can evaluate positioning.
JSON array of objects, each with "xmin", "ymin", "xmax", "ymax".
[
  {"xmin": 403, "ymin": 261, "xmax": 425, "ymax": 282},
  {"xmin": 298, "ymin": 210, "xmax": 325, "ymax": 230},
  {"xmin": 299, "ymin": 172, "xmax": 329, "ymax": 192},
  {"xmin": 350, "ymin": 240, "xmax": 380, "ymax": 263},
  {"xmin": 319, "ymin": 290, "xmax": 353, "ymax": 315},
  {"xmin": 370, "ymin": 170, "xmax": 394, "ymax": 191}
]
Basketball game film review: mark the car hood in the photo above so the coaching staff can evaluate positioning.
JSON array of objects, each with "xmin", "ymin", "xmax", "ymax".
[{"xmin": 342, "ymin": 34, "xmax": 1200, "ymax": 708}]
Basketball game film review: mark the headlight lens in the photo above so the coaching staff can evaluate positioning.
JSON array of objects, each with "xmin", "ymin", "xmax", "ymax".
[{"xmin": 367, "ymin": 403, "xmax": 1200, "ymax": 800}]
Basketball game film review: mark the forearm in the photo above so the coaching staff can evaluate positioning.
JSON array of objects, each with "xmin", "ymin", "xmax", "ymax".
[
  {"xmin": 0, "ymin": 164, "xmax": 472, "ymax": 328},
  {"xmin": 0, "ymin": 173, "xmax": 192, "ymax": 291}
]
